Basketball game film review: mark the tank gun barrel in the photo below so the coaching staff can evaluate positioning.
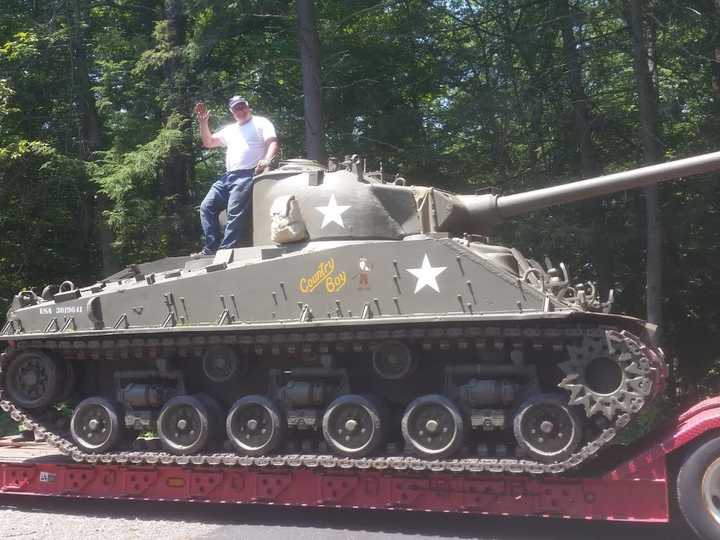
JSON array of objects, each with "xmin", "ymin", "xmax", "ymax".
[
  {"xmin": 496, "ymin": 150, "xmax": 720, "ymax": 219},
  {"xmin": 442, "ymin": 150, "xmax": 720, "ymax": 234}
]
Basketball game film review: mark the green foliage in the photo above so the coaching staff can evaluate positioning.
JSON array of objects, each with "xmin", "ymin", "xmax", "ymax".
[
  {"xmin": 0, "ymin": 30, "xmax": 39, "ymax": 61},
  {"xmin": 614, "ymin": 393, "xmax": 677, "ymax": 446},
  {"xmin": 0, "ymin": 412, "xmax": 19, "ymax": 437},
  {"xmin": 0, "ymin": 78, "xmax": 18, "ymax": 140},
  {"xmin": 134, "ymin": 21, "xmax": 182, "ymax": 74},
  {"xmin": 92, "ymin": 114, "xmax": 197, "ymax": 262},
  {"xmin": 0, "ymin": 140, "xmax": 98, "ymax": 314}
]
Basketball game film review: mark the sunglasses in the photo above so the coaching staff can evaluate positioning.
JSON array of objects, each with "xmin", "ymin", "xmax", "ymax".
[{"xmin": 230, "ymin": 103, "xmax": 249, "ymax": 111}]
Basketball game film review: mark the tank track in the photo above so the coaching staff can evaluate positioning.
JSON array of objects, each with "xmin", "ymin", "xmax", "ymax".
[{"xmin": 0, "ymin": 323, "xmax": 663, "ymax": 475}]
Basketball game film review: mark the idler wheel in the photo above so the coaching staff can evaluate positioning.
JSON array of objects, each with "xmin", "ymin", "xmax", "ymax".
[
  {"xmin": 5, "ymin": 350, "xmax": 64, "ymax": 409},
  {"xmin": 226, "ymin": 395, "xmax": 285, "ymax": 456},
  {"xmin": 157, "ymin": 395, "xmax": 213, "ymax": 455},
  {"xmin": 202, "ymin": 345, "xmax": 244, "ymax": 383},
  {"xmin": 401, "ymin": 394, "xmax": 464, "ymax": 459},
  {"xmin": 70, "ymin": 397, "xmax": 124, "ymax": 453},
  {"xmin": 322, "ymin": 394, "xmax": 384, "ymax": 457},
  {"xmin": 372, "ymin": 341, "xmax": 413, "ymax": 380},
  {"xmin": 513, "ymin": 394, "xmax": 582, "ymax": 463}
]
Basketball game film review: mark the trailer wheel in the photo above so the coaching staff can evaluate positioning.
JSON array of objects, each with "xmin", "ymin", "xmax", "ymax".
[{"xmin": 677, "ymin": 435, "xmax": 720, "ymax": 540}]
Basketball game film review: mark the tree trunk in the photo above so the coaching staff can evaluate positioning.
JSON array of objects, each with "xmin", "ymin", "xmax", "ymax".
[
  {"xmin": 161, "ymin": 0, "xmax": 195, "ymax": 251},
  {"xmin": 558, "ymin": 0, "xmax": 598, "ymax": 177},
  {"xmin": 708, "ymin": 0, "xmax": 720, "ymax": 102},
  {"xmin": 557, "ymin": 0, "xmax": 612, "ymax": 299},
  {"xmin": 297, "ymin": 0, "xmax": 326, "ymax": 163},
  {"xmin": 163, "ymin": 0, "xmax": 188, "ymax": 116},
  {"xmin": 625, "ymin": 0, "xmax": 664, "ymax": 331},
  {"xmin": 68, "ymin": 0, "xmax": 116, "ymax": 275},
  {"xmin": 69, "ymin": 0, "xmax": 102, "ymax": 156}
]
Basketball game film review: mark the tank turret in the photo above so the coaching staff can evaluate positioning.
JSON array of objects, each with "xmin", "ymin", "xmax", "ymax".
[
  {"xmin": 252, "ymin": 151, "xmax": 720, "ymax": 244},
  {"xmin": 1, "ymin": 150, "xmax": 719, "ymax": 474}
]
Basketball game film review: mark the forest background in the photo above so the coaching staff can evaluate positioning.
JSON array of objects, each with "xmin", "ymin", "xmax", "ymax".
[{"xmin": 0, "ymin": 0, "xmax": 719, "ymax": 430}]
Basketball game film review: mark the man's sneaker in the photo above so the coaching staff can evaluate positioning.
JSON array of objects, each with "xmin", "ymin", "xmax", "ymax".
[{"xmin": 190, "ymin": 249, "xmax": 215, "ymax": 258}]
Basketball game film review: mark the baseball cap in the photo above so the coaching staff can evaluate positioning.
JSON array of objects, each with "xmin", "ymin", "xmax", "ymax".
[{"xmin": 228, "ymin": 95, "xmax": 249, "ymax": 109}]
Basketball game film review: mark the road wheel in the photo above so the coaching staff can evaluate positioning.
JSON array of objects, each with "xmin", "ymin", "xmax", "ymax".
[
  {"xmin": 70, "ymin": 397, "xmax": 124, "ymax": 453},
  {"xmin": 513, "ymin": 394, "xmax": 582, "ymax": 463},
  {"xmin": 226, "ymin": 395, "xmax": 285, "ymax": 456},
  {"xmin": 322, "ymin": 394, "xmax": 384, "ymax": 457},
  {"xmin": 157, "ymin": 395, "xmax": 212, "ymax": 455},
  {"xmin": 401, "ymin": 394, "xmax": 464, "ymax": 459}
]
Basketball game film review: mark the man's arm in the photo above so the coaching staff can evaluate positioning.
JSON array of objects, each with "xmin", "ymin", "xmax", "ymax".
[
  {"xmin": 255, "ymin": 137, "xmax": 279, "ymax": 174},
  {"xmin": 195, "ymin": 102, "xmax": 224, "ymax": 148}
]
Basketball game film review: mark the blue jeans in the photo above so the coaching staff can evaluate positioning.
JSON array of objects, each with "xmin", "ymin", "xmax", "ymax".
[{"xmin": 200, "ymin": 169, "xmax": 254, "ymax": 252}]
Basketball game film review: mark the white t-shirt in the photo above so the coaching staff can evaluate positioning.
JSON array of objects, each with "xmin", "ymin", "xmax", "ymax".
[{"xmin": 217, "ymin": 115, "xmax": 277, "ymax": 171}]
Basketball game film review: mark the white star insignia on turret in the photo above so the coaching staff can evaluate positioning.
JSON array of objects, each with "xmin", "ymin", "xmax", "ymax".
[
  {"xmin": 315, "ymin": 194, "xmax": 351, "ymax": 229},
  {"xmin": 406, "ymin": 254, "xmax": 447, "ymax": 293}
]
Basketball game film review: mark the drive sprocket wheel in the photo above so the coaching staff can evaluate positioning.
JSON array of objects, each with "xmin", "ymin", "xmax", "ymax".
[{"xmin": 558, "ymin": 329, "xmax": 665, "ymax": 420}]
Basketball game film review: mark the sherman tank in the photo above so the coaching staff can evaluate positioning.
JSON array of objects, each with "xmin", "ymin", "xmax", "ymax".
[{"xmin": 1, "ymin": 151, "xmax": 719, "ymax": 474}]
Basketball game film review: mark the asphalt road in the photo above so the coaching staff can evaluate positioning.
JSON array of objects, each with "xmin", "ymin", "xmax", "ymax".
[{"xmin": 0, "ymin": 494, "xmax": 694, "ymax": 540}]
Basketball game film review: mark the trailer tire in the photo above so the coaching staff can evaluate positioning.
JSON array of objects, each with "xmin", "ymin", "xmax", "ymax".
[{"xmin": 677, "ymin": 435, "xmax": 720, "ymax": 540}]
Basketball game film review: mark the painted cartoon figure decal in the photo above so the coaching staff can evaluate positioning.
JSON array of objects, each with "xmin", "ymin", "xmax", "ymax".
[{"xmin": 356, "ymin": 256, "xmax": 372, "ymax": 289}]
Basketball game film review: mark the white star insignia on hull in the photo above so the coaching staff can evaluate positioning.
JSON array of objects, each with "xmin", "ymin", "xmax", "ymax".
[{"xmin": 406, "ymin": 254, "xmax": 447, "ymax": 293}]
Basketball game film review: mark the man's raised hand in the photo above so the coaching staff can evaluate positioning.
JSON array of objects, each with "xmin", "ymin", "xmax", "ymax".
[{"xmin": 195, "ymin": 102, "xmax": 210, "ymax": 122}]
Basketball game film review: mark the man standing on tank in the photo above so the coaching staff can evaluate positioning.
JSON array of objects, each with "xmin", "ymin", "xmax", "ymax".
[{"xmin": 194, "ymin": 96, "xmax": 279, "ymax": 256}]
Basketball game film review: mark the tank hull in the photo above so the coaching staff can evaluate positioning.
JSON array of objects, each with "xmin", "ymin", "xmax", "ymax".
[
  {"xmin": 0, "ymin": 237, "xmax": 665, "ymax": 473},
  {"xmin": 4, "ymin": 237, "xmax": 555, "ymax": 336}
]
